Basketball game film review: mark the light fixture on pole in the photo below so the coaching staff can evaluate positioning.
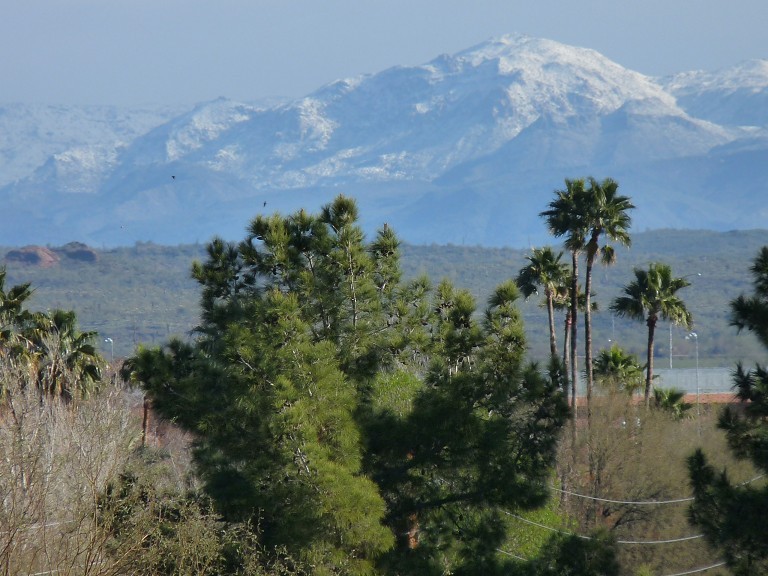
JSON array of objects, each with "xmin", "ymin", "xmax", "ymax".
[
  {"xmin": 104, "ymin": 337, "xmax": 114, "ymax": 363},
  {"xmin": 670, "ymin": 273, "xmax": 701, "ymax": 369}
]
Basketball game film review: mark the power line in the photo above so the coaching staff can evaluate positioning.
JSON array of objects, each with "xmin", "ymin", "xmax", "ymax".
[
  {"xmin": 549, "ymin": 472, "xmax": 765, "ymax": 506},
  {"xmin": 501, "ymin": 510, "xmax": 703, "ymax": 545},
  {"xmin": 662, "ymin": 561, "xmax": 727, "ymax": 575},
  {"xmin": 493, "ymin": 544, "xmax": 726, "ymax": 576},
  {"xmin": 550, "ymin": 486, "xmax": 693, "ymax": 505},
  {"xmin": 501, "ymin": 509, "xmax": 588, "ymax": 539},
  {"xmin": 402, "ymin": 512, "xmax": 722, "ymax": 575},
  {"xmin": 497, "ymin": 513, "xmax": 725, "ymax": 576},
  {"xmin": 617, "ymin": 534, "xmax": 703, "ymax": 545},
  {"xmin": 495, "ymin": 547, "xmax": 527, "ymax": 561}
]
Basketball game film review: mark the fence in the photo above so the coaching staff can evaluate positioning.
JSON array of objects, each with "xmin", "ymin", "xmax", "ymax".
[{"xmin": 654, "ymin": 368, "xmax": 733, "ymax": 395}]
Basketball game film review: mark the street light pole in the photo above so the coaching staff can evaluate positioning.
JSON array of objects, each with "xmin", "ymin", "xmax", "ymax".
[
  {"xmin": 669, "ymin": 323, "xmax": 673, "ymax": 369},
  {"xmin": 670, "ymin": 273, "xmax": 701, "ymax": 370},
  {"xmin": 104, "ymin": 337, "xmax": 114, "ymax": 363},
  {"xmin": 687, "ymin": 331, "xmax": 700, "ymax": 434}
]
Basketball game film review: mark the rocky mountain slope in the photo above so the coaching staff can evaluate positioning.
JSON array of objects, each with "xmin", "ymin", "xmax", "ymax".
[{"xmin": 2, "ymin": 34, "xmax": 766, "ymax": 248}]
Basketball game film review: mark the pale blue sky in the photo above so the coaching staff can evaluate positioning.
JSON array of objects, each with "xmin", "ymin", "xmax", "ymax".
[{"xmin": 2, "ymin": 0, "xmax": 765, "ymax": 106}]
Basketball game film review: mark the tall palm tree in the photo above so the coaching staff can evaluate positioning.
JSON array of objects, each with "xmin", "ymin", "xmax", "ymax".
[
  {"xmin": 541, "ymin": 178, "xmax": 633, "ymax": 412},
  {"xmin": 540, "ymin": 179, "xmax": 588, "ymax": 404},
  {"xmin": 553, "ymin": 282, "xmax": 594, "ymax": 406},
  {"xmin": 610, "ymin": 263, "xmax": 693, "ymax": 407},
  {"xmin": 516, "ymin": 247, "xmax": 569, "ymax": 358},
  {"xmin": 581, "ymin": 177, "xmax": 634, "ymax": 406}
]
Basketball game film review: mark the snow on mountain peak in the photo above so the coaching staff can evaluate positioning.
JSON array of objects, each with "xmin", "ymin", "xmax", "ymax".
[
  {"xmin": 662, "ymin": 59, "xmax": 768, "ymax": 127},
  {"xmin": 165, "ymin": 98, "xmax": 255, "ymax": 161},
  {"xmin": 664, "ymin": 59, "xmax": 768, "ymax": 93},
  {"xmin": 425, "ymin": 34, "xmax": 678, "ymax": 119},
  {"xmin": 2, "ymin": 34, "xmax": 765, "ymax": 249},
  {"xmin": 201, "ymin": 34, "xmax": 716, "ymax": 185}
]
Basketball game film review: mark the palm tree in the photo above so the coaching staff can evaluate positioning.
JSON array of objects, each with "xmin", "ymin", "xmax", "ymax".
[
  {"xmin": 516, "ymin": 247, "xmax": 569, "ymax": 358},
  {"xmin": 553, "ymin": 283, "xmax": 595, "ymax": 406},
  {"xmin": 0, "ymin": 267, "xmax": 35, "ymax": 356},
  {"xmin": 541, "ymin": 178, "xmax": 633, "ymax": 412},
  {"xmin": 30, "ymin": 309, "xmax": 102, "ymax": 400},
  {"xmin": 581, "ymin": 177, "xmax": 634, "ymax": 405},
  {"xmin": 610, "ymin": 263, "xmax": 693, "ymax": 407},
  {"xmin": 540, "ymin": 179, "xmax": 588, "ymax": 404},
  {"xmin": 593, "ymin": 344, "xmax": 644, "ymax": 396},
  {"xmin": 653, "ymin": 387, "xmax": 693, "ymax": 420}
]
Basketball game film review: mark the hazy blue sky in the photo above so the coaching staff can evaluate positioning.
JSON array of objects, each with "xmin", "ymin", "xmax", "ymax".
[{"xmin": 2, "ymin": 0, "xmax": 766, "ymax": 106}]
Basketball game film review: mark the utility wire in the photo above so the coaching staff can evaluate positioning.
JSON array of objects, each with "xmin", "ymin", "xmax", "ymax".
[
  {"xmin": 501, "ymin": 510, "xmax": 587, "ymax": 539},
  {"xmin": 616, "ymin": 534, "xmax": 703, "ymax": 544},
  {"xmin": 501, "ymin": 510, "xmax": 703, "ymax": 545},
  {"xmin": 662, "ymin": 561, "xmax": 727, "ymax": 575},
  {"xmin": 494, "ymin": 543, "xmax": 726, "ymax": 576},
  {"xmin": 550, "ymin": 486, "xmax": 693, "ymax": 505},
  {"xmin": 550, "ymin": 472, "xmax": 765, "ymax": 506},
  {"xmin": 497, "ymin": 514, "xmax": 725, "ymax": 576},
  {"xmin": 507, "ymin": 510, "xmax": 585, "ymax": 536},
  {"xmin": 495, "ymin": 547, "xmax": 527, "ymax": 561}
]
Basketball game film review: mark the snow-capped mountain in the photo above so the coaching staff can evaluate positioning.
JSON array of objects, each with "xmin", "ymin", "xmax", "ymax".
[
  {"xmin": 0, "ymin": 103, "xmax": 185, "ymax": 188},
  {"xmin": 1, "ymin": 34, "xmax": 766, "ymax": 248},
  {"xmin": 662, "ymin": 59, "xmax": 768, "ymax": 127}
]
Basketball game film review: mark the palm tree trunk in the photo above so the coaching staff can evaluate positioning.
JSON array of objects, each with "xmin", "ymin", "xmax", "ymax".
[
  {"xmin": 645, "ymin": 318, "xmax": 656, "ymax": 408},
  {"xmin": 142, "ymin": 395, "xmax": 150, "ymax": 448},
  {"xmin": 570, "ymin": 252, "xmax": 579, "ymax": 406},
  {"xmin": 584, "ymin": 256, "xmax": 595, "ymax": 422},
  {"xmin": 563, "ymin": 312, "xmax": 572, "ymax": 406},
  {"xmin": 546, "ymin": 292, "xmax": 557, "ymax": 357}
]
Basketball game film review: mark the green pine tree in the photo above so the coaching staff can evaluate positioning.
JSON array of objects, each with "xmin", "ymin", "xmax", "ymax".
[
  {"xmin": 122, "ymin": 196, "xmax": 569, "ymax": 575},
  {"xmin": 688, "ymin": 246, "xmax": 768, "ymax": 575}
]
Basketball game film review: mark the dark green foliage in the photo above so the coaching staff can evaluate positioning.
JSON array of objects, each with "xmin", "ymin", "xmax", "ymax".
[
  {"xmin": 592, "ymin": 344, "xmax": 644, "ymax": 395},
  {"xmin": 652, "ymin": 387, "xmax": 692, "ymax": 419},
  {"xmin": 540, "ymin": 176, "xmax": 634, "ymax": 404},
  {"xmin": 516, "ymin": 247, "xmax": 569, "ymax": 360},
  {"xmin": 365, "ymin": 277, "xmax": 568, "ymax": 573},
  {"xmin": 30, "ymin": 308, "xmax": 103, "ymax": 399},
  {"xmin": 687, "ymin": 451, "xmax": 768, "ymax": 575},
  {"xmin": 0, "ymin": 266, "xmax": 103, "ymax": 400},
  {"xmin": 730, "ymin": 246, "xmax": 768, "ymax": 350},
  {"xmin": 610, "ymin": 262, "xmax": 693, "ymax": 405},
  {"xmin": 121, "ymin": 196, "xmax": 568, "ymax": 574},
  {"xmin": 526, "ymin": 530, "xmax": 620, "ymax": 576},
  {"xmin": 0, "ymin": 266, "xmax": 34, "ymax": 356},
  {"xmin": 688, "ymin": 246, "xmax": 768, "ymax": 574}
]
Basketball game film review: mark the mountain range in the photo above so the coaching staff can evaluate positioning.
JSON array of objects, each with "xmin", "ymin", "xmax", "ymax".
[{"xmin": 2, "ymin": 34, "xmax": 767, "ymax": 248}]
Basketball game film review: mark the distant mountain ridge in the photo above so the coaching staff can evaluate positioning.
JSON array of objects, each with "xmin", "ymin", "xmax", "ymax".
[{"xmin": 2, "ymin": 34, "xmax": 767, "ymax": 248}]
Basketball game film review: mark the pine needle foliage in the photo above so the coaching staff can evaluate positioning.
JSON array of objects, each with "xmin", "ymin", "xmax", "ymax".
[
  {"xmin": 688, "ymin": 246, "xmax": 768, "ymax": 575},
  {"xmin": 122, "ymin": 196, "xmax": 569, "ymax": 575}
]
